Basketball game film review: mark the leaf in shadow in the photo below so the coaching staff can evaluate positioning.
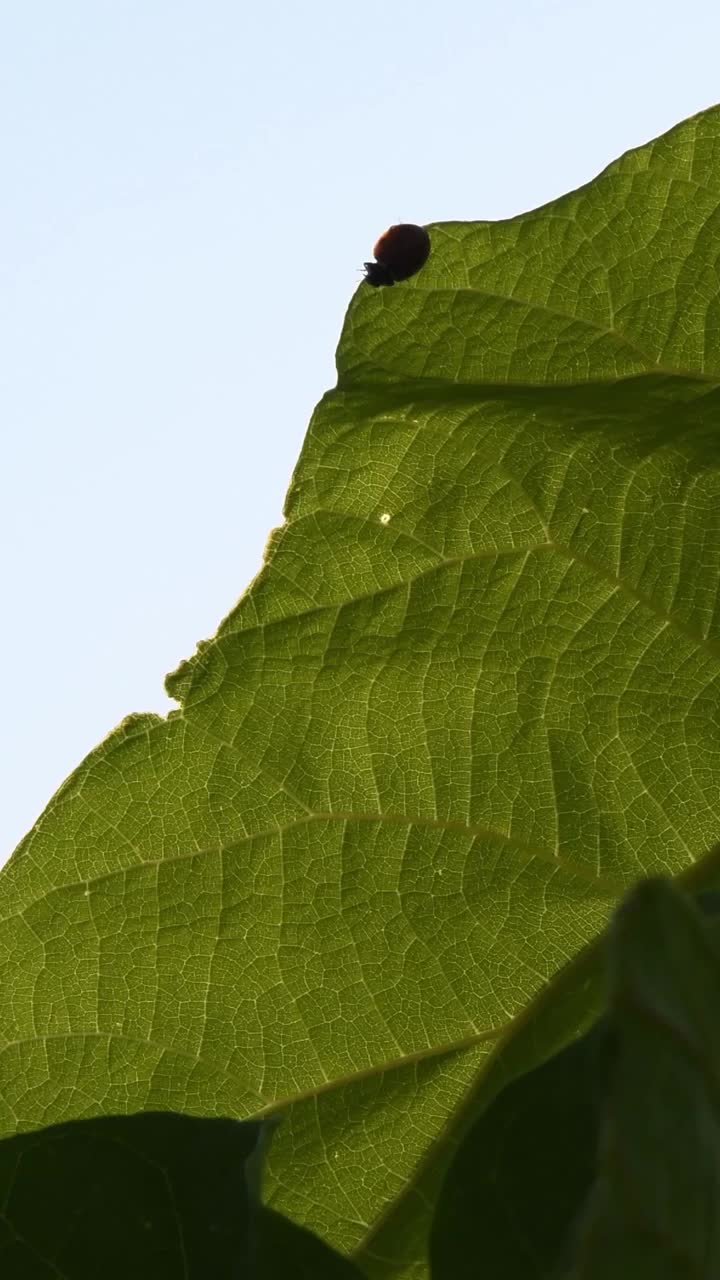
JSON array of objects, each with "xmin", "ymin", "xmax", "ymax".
[
  {"xmin": 0, "ymin": 1110, "xmax": 262, "ymax": 1279},
  {"xmin": 562, "ymin": 878, "xmax": 720, "ymax": 1278},
  {"xmin": 429, "ymin": 1019, "xmax": 608, "ymax": 1279}
]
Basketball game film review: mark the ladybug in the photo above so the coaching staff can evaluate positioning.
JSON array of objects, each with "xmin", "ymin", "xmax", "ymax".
[{"xmin": 363, "ymin": 223, "xmax": 431, "ymax": 287}]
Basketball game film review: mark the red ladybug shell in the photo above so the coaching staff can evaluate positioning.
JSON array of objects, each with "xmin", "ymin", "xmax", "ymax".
[{"xmin": 363, "ymin": 223, "xmax": 431, "ymax": 287}]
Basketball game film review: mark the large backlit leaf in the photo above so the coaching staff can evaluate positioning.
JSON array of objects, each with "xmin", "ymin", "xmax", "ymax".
[{"xmin": 2, "ymin": 107, "xmax": 720, "ymax": 1278}]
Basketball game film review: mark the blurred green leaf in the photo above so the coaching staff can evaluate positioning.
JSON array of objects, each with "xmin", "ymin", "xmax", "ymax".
[
  {"xmin": 429, "ymin": 1023, "xmax": 608, "ymax": 1279},
  {"xmin": 429, "ymin": 883, "xmax": 720, "ymax": 1280},
  {"xmin": 563, "ymin": 879, "xmax": 720, "ymax": 1278},
  {"xmin": 2, "ymin": 107, "xmax": 720, "ymax": 1278}
]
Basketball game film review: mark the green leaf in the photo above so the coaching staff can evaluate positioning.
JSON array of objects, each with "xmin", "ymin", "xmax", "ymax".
[
  {"xmin": 0, "ymin": 1110, "xmax": 263, "ymax": 1277},
  {"xmin": 564, "ymin": 879, "xmax": 720, "ymax": 1277},
  {"xmin": 3, "ymin": 106, "xmax": 720, "ymax": 1278},
  {"xmin": 429, "ymin": 886, "xmax": 720, "ymax": 1280},
  {"xmin": 0, "ymin": 1109, "xmax": 362, "ymax": 1279},
  {"xmin": 429, "ymin": 1022, "xmax": 607, "ymax": 1279},
  {"xmin": 254, "ymin": 1207, "xmax": 368, "ymax": 1279}
]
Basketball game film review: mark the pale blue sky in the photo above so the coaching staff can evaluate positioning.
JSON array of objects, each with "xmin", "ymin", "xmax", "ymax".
[{"xmin": 2, "ymin": 1, "xmax": 719, "ymax": 860}]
